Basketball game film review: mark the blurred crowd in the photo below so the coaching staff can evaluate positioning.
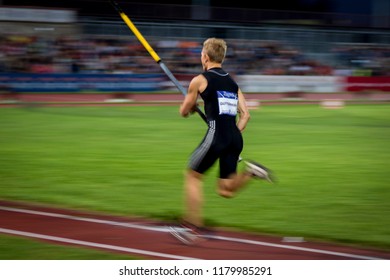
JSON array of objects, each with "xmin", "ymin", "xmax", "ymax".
[
  {"xmin": 0, "ymin": 34, "xmax": 389, "ymax": 76},
  {"xmin": 332, "ymin": 44, "xmax": 390, "ymax": 76}
]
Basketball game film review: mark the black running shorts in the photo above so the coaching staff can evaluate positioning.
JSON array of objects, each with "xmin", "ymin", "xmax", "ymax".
[{"xmin": 188, "ymin": 120, "xmax": 243, "ymax": 178}]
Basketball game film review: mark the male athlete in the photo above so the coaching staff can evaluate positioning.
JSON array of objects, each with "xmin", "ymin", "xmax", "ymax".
[{"xmin": 171, "ymin": 38, "xmax": 274, "ymax": 244}]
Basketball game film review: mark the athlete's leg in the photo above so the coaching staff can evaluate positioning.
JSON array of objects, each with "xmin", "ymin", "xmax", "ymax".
[
  {"xmin": 217, "ymin": 171, "xmax": 252, "ymax": 198},
  {"xmin": 183, "ymin": 169, "xmax": 204, "ymax": 227},
  {"xmin": 217, "ymin": 149, "xmax": 250, "ymax": 198},
  {"xmin": 217, "ymin": 160, "xmax": 275, "ymax": 198}
]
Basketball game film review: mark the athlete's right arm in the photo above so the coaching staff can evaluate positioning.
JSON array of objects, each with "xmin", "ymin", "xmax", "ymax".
[{"xmin": 179, "ymin": 75, "xmax": 205, "ymax": 118}]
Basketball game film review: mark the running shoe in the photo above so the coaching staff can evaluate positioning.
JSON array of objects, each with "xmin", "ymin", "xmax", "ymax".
[
  {"xmin": 169, "ymin": 221, "xmax": 213, "ymax": 245},
  {"xmin": 245, "ymin": 160, "xmax": 275, "ymax": 183},
  {"xmin": 169, "ymin": 225, "xmax": 200, "ymax": 245}
]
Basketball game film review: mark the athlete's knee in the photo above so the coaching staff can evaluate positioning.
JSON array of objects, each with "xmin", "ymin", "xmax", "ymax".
[
  {"xmin": 186, "ymin": 168, "xmax": 203, "ymax": 179},
  {"xmin": 217, "ymin": 181, "xmax": 235, "ymax": 198},
  {"xmin": 218, "ymin": 189, "xmax": 234, "ymax": 198}
]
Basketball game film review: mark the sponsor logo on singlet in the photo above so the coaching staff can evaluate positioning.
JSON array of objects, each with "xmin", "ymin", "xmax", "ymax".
[{"xmin": 217, "ymin": 90, "xmax": 238, "ymax": 116}]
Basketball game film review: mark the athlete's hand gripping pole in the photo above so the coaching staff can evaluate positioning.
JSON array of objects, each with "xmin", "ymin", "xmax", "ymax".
[{"xmin": 109, "ymin": 0, "xmax": 207, "ymax": 123}]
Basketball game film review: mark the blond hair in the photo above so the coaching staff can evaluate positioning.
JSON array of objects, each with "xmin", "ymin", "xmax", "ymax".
[{"xmin": 202, "ymin": 38, "xmax": 227, "ymax": 63}]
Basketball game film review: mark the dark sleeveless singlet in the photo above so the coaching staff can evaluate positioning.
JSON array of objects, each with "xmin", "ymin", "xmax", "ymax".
[{"xmin": 188, "ymin": 67, "xmax": 243, "ymax": 178}]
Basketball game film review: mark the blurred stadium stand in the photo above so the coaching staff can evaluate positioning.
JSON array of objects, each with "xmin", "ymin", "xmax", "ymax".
[{"xmin": 0, "ymin": 1, "xmax": 389, "ymax": 76}]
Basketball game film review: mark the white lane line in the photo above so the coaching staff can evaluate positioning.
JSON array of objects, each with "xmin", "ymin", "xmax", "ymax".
[
  {"xmin": 0, "ymin": 206, "xmax": 170, "ymax": 232},
  {"xmin": 0, "ymin": 205, "xmax": 385, "ymax": 260},
  {"xmin": 204, "ymin": 235, "xmax": 383, "ymax": 260},
  {"xmin": 0, "ymin": 228, "xmax": 200, "ymax": 260}
]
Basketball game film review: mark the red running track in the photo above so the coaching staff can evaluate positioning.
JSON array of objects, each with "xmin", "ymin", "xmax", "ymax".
[{"xmin": 0, "ymin": 200, "xmax": 389, "ymax": 260}]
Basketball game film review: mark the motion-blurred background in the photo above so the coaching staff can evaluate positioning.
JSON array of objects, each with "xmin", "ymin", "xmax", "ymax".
[
  {"xmin": 1, "ymin": 1, "xmax": 390, "ymax": 259},
  {"xmin": 1, "ymin": 0, "xmax": 389, "ymax": 77}
]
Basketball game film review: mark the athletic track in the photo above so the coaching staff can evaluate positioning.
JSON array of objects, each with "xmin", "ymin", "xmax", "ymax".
[{"xmin": 0, "ymin": 200, "xmax": 389, "ymax": 260}]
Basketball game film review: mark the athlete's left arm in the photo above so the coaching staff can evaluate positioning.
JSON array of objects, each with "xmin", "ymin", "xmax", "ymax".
[{"xmin": 236, "ymin": 88, "xmax": 250, "ymax": 132}]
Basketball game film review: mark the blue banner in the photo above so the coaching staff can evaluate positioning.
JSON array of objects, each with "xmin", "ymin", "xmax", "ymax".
[{"xmin": 0, "ymin": 73, "xmax": 165, "ymax": 93}]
